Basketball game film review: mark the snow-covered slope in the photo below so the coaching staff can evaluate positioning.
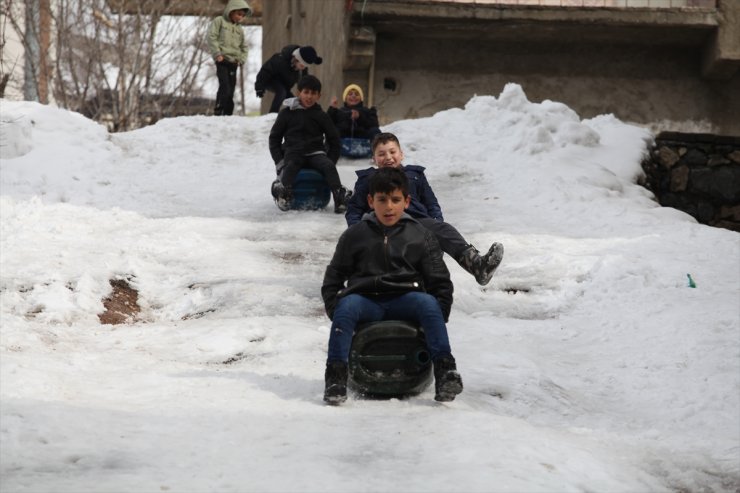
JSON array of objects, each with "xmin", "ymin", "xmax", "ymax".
[{"xmin": 1, "ymin": 85, "xmax": 738, "ymax": 492}]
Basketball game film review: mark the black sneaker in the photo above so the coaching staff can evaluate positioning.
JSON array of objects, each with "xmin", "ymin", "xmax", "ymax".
[
  {"xmin": 270, "ymin": 179, "xmax": 282, "ymax": 199},
  {"xmin": 276, "ymin": 187, "xmax": 293, "ymax": 212},
  {"xmin": 323, "ymin": 361, "xmax": 348, "ymax": 405},
  {"xmin": 332, "ymin": 187, "xmax": 349, "ymax": 214},
  {"xmin": 433, "ymin": 356, "xmax": 463, "ymax": 402}
]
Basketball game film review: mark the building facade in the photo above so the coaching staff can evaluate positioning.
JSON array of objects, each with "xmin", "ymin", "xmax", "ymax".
[{"xmin": 260, "ymin": 0, "xmax": 740, "ymax": 135}]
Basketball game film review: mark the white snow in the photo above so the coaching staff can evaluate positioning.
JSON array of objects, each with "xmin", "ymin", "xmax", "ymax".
[{"xmin": 1, "ymin": 83, "xmax": 738, "ymax": 493}]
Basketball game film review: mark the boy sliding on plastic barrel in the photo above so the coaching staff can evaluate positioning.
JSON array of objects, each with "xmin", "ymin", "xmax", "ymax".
[{"xmin": 321, "ymin": 167, "xmax": 463, "ymax": 405}]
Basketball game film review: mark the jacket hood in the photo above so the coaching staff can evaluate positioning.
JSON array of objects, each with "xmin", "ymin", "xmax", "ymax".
[
  {"xmin": 283, "ymin": 97, "xmax": 322, "ymax": 112},
  {"xmin": 283, "ymin": 97, "xmax": 302, "ymax": 110},
  {"xmin": 223, "ymin": 0, "xmax": 251, "ymax": 19},
  {"xmin": 362, "ymin": 211, "xmax": 416, "ymax": 226}
]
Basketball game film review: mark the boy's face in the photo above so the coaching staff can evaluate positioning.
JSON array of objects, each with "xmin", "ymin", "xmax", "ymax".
[
  {"xmin": 345, "ymin": 89, "xmax": 361, "ymax": 106},
  {"xmin": 298, "ymin": 88, "xmax": 320, "ymax": 108},
  {"xmin": 229, "ymin": 9, "xmax": 247, "ymax": 22},
  {"xmin": 372, "ymin": 141, "xmax": 404, "ymax": 169},
  {"xmin": 368, "ymin": 188, "xmax": 410, "ymax": 227}
]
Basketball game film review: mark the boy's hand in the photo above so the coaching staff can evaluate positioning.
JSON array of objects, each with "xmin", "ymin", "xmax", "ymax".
[
  {"xmin": 350, "ymin": 109, "xmax": 359, "ymax": 120},
  {"xmin": 330, "ymin": 96, "xmax": 338, "ymax": 108}
]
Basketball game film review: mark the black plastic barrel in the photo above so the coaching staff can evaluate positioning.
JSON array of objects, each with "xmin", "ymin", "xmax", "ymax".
[{"xmin": 348, "ymin": 320, "xmax": 433, "ymax": 397}]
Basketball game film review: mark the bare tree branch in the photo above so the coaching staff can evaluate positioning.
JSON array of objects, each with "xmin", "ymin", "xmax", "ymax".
[{"xmin": 22, "ymin": 0, "xmax": 251, "ymax": 131}]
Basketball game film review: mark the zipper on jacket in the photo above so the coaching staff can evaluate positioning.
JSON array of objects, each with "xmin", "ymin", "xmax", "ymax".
[
  {"xmin": 371, "ymin": 233, "xmax": 390, "ymax": 295},
  {"xmin": 384, "ymin": 233, "xmax": 390, "ymax": 271}
]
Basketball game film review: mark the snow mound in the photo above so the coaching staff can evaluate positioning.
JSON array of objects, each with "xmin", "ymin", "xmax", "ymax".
[{"xmin": 0, "ymin": 100, "xmax": 109, "ymax": 159}]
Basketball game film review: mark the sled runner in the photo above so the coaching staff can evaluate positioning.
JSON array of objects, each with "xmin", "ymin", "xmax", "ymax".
[
  {"xmin": 348, "ymin": 320, "xmax": 433, "ymax": 397},
  {"xmin": 340, "ymin": 137, "xmax": 372, "ymax": 159},
  {"xmin": 271, "ymin": 168, "xmax": 331, "ymax": 210}
]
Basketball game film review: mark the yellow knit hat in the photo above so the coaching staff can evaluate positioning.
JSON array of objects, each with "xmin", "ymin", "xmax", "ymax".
[{"xmin": 342, "ymin": 84, "xmax": 364, "ymax": 102}]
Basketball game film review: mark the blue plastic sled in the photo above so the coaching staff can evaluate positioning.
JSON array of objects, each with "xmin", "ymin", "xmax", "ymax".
[
  {"xmin": 348, "ymin": 320, "xmax": 433, "ymax": 397},
  {"xmin": 271, "ymin": 168, "xmax": 331, "ymax": 211},
  {"xmin": 340, "ymin": 137, "xmax": 372, "ymax": 159}
]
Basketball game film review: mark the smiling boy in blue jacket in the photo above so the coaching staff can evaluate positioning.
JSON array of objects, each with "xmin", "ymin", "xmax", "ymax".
[{"xmin": 345, "ymin": 132, "xmax": 504, "ymax": 285}]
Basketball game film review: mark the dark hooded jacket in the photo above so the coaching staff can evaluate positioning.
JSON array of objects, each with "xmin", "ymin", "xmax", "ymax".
[
  {"xmin": 322, "ymin": 212, "xmax": 453, "ymax": 322},
  {"xmin": 327, "ymin": 102, "xmax": 379, "ymax": 138},
  {"xmin": 255, "ymin": 44, "xmax": 307, "ymax": 95},
  {"xmin": 268, "ymin": 97, "xmax": 341, "ymax": 164},
  {"xmin": 345, "ymin": 165, "xmax": 444, "ymax": 226}
]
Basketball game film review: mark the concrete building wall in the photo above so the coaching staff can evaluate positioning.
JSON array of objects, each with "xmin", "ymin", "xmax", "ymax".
[
  {"xmin": 259, "ymin": 0, "xmax": 739, "ymax": 135},
  {"xmin": 371, "ymin": 35, "xmax": 739, "ymax": 133}
]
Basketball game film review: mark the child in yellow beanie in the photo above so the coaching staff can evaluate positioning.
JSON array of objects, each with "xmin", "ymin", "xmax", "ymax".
[{"xmin": 328, "ymin": 83, "xmax": 381, "ymax": 140}]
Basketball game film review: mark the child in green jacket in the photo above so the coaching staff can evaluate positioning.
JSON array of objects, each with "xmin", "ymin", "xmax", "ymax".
[{"xmin": 207, "ymin": 0, "xmax": 251, "ymax": 116}]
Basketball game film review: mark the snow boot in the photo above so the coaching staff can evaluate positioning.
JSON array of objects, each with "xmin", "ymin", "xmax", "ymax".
[
  {"xmin": 433, "ymin": 356, "xmax": 463, "ymax": 402},
  {"xmin": 323, "ymin": 361, "xmax": 348, "ymax": 405},
  {"xmin": 458, "ymin": 242, "xmax": 504, "ymax": 286},
  {"xmin": 276, "ymin": 185, "xmax": 293, "ymax": 212},
  {"xmin": 332, "ymin": 186, "xmax": 349, "ymax": 214},
  {"xmin": 271, "ymin": 178, "xmax": 282, "ymax": 199}
]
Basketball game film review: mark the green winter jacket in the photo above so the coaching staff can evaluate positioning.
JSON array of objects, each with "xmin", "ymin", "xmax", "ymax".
[{"xmin": 207, "ymin": 0, "xmax": 250, "ymax": 64}]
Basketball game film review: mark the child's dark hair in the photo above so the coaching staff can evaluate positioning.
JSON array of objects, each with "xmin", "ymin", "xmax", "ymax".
[
  {"xmin": 371, "ymin": 132, "xmax": 401, "ymax": 152},
  {"xmin": 369, "ymin": 167, "xmax": 409, "ymax": 197},
  {"xmin": 297, "ymin": 75, "xmax": 321, "ymax": 92}
]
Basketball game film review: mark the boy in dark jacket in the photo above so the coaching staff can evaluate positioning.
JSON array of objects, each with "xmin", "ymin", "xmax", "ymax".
[
  {"xmin": 255, "ymin": 45, "xmax": 322, "ymax": 113},
  {"xmin": 268, "ymin": 75, "xmax": 349, "ymax": 213},
  {"xmin": 322, "ymin": 167, "xmax": 463, "ymax": 405},
  {"xmin": 328, "ymin": 84, "xmax": 381, "ymax": 140},
  {"xmin": 206, "ymin": 0, "xmax": 251, "ymax": 116},
  {"xmin": 345, "ymin": 132, "xmax": 504, "ymax": 286}
]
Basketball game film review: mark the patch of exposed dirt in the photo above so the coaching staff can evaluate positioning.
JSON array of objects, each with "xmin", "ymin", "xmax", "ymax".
[
  {"xmin": 99, "ymin": 279, "xmax": 140, "ymax": 325},
  {"xmin": 277, "ymin": 252, "xmax": 307, "ymax": 263}
]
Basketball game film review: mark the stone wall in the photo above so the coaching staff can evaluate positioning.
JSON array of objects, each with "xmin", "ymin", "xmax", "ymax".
[{"xmin": 641, "ymin": 132, "xmax": 740, "ymax": 232}]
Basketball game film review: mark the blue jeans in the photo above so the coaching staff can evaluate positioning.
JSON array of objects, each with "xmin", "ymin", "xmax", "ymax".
[{"xmin": 327, "ymin": 292, "xmax": 452, "ymax": 363}]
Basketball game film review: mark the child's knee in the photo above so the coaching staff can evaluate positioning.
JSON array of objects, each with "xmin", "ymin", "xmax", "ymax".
[{"xmin": 335, "ymin": 294, "xmax": 363, "ymax": 314}]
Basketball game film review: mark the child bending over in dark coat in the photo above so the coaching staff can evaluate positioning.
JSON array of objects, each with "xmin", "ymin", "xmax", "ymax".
[{"xmin": 255, "ymin": 45, "xmax": 322, "ymax": 113}]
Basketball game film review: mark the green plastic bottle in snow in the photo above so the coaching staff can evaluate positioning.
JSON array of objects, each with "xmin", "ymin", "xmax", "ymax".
[{"xmin": 687, "ymin": 274, "xmax": 696, "ymax": 288}]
